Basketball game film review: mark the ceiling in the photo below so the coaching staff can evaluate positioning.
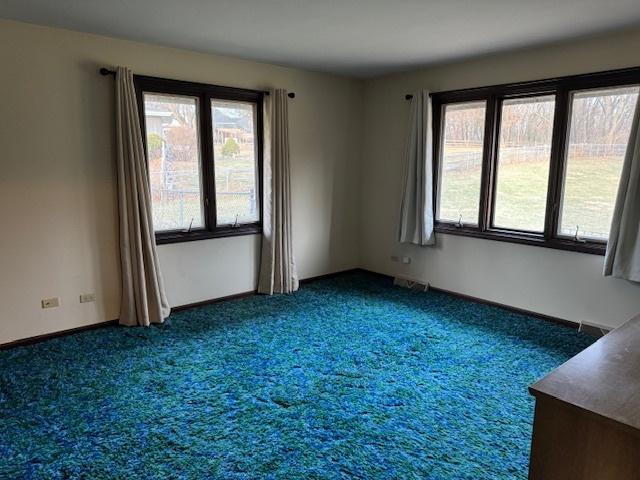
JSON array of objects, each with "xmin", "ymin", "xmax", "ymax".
[{"xmin": 2, "ymin": 0, "xmax": 640, "ymax": 78}]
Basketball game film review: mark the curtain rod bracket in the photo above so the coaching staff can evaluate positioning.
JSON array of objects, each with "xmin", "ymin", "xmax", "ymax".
[{"xmin": 405, "ymin": 93, "xmax": 433, "ymax": 100}]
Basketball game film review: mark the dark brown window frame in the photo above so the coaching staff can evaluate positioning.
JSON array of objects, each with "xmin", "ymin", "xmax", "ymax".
[
  {"xmin": 432, "ymin": 66, "xmax": 640, "ymax": 255},
  {"xmin": 134, "ymin": 75, "xmax": 264, "ymax": 245}
]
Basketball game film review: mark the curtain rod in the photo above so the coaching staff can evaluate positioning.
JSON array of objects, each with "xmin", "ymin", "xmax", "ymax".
[{"xmin": 99, "ymin": 68, "xmax": 295, "ymax": 98}]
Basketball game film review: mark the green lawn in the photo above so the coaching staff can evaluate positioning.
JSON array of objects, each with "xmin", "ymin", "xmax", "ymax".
[{"xmin": 439, "ymin": 156, "xmax": 623, "ymax": 239}]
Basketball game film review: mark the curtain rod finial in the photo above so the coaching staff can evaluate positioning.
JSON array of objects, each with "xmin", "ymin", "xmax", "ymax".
[
  {"xmin": 264, "ymin": 91, "xmax": 295, "ymax": 98},
  {"xmin": 100, "ymin": 67, "xmax": 116, "ymax": 76},
  {"xmin": 405, "ymin": 94, "xmax": 413, "ymax": 100}
]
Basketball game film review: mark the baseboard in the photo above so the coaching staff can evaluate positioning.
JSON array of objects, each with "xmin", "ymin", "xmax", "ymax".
[
  {"xmin": 428, "ymin": 285, "xmax": 609, "ymax": 336},
  {"xmin": 171, "ymin": 290, "xmax": 257, "ymax": 312},
  {"xmin": 427, "ymin": 285, "xmax": 579, "ymax": 330},
  {"xmin": 0, "ymin": 268, "xmax": 365, "ymax": 350},
  {"xmin": 361, "ymin": 268, "xmax": 608, "ymax": 336},
  {"xmin": 2, "ymin": 267, "xmax": 603, "ymax": 349},
  {"xmin": 0, "ymin": 319, "xmax": 119, "ymax": 350},
  {"xmin": 299, "ymin": 268, "xmax": 363, "ymax": 284},
  {"xmin": 172, "ymin": 267, "xmax": 363, "ymax": 311}
]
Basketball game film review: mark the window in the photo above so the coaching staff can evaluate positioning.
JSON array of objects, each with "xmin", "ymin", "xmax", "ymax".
[
  {"xmin": 437, "ymin": 101, "xmax": 486, "ymax": 226},
  {"xmin": 558, "ymin": 86, "xmax": 639, "ymax": 240},
  {"xmin": 211, "ymin": 100, "xmax": 259, "ymax": 226},
  {"xmin": 144, "ymin": 93, "xmax": 204, "ymax": 232},
  {"xmin": 432, "ymin": 67, "xmax": 640, "ymax": 254},
  {"xmin": 493, "ymin": 95, "xmax": 555, "ymax": 232},
  {"xmin": 136, "ymin": 76, "xmax": 263, "ymax": 243}
]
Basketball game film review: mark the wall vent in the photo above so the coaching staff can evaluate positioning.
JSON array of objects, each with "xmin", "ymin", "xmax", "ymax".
[
  {"xmin": 393, "ymin": 274, "xmax": 429, "ymax": 292},
  {"xmin": 578, "ymin": 320, "xmax": 611, "ymax": 338}
]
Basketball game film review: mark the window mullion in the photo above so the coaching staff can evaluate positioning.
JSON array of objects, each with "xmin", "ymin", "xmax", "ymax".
[
  {"xmin": 544, "ymin": 88, "xmax": 569, "ymax": 240},
  {"xmin": 201, "ymin": 92, "xmax": 217, "ymax": 232},
  {"xmin": 479, "ymin": 95, "xmax": 499, "ymax": 232},
  {"xmin": 431, "ymin": 100, "xmax": 443, "ymax": 224}
]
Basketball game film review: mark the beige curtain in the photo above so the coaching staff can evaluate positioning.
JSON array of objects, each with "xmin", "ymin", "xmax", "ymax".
[
  {"xmin": 604, "ymin": 96, "xmax": 640, "ymax": 282},
  {"xmin": 398, "ymin": 90, "xmax": 435, "ymax": 245},
  {"xmin": 115, "ymin": 66, "xmax": 171, "ymax": 325},
  {"xmin": 257, "ymin": 89, "xmax": 299, "ymax": 294}
]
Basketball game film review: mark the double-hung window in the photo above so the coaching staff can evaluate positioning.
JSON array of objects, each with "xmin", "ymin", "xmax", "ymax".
[
  {"xmin": 135, "ymin": 76, "xmax": 263, "ymax": 244},
  {"xmin": 432, "ymin": 67, "xmax": 640, "ymax": 254}
]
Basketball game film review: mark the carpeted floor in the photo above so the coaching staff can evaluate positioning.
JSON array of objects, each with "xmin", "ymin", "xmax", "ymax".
[{"xmin": 0, "ymin": 272, "xmax": 594, "ymax": 479}]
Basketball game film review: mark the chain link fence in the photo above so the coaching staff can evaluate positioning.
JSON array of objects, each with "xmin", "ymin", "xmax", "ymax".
[
  {"xmin": 150, "ymin": 168, "xmax": 257, "ymax": 230},
  {"xmin": 443, "ymin": 142, "xmax": 628, "ymax": 172}
]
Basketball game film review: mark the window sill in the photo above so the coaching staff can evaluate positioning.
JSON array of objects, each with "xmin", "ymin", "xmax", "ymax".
[
  {"xmin": 156, "ymin": 224, "xmax": 262, "ymax": 245},
  {"xmin": 434, "ymin": 224, "xmax": 606, "ymax": 256}
]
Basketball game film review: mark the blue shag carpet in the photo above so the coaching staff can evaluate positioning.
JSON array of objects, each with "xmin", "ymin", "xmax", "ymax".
[{"xmin": 0, "ymin": 272, "xmax": 594, "ymax": 479}]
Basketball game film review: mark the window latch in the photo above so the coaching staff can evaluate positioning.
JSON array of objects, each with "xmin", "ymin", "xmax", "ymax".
[
  {"xmin": 456, "ymin": 214, "xmax": 464, "ymax": 229},
  {"xmin": 573, "ymin": 225, "xmax": 586, "ymax": 243}
]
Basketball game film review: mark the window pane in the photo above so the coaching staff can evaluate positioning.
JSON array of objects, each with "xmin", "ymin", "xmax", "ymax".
[
  {"xmin": 493, "ymin": 95, "xmax": 555, "ymax": 232},
  {"xmin": 559, "ymin": 86, "xmax": 639, "ymax": 240},
  {"xmin": 437, "ymin": 101, "xmax": 486, "ymax": 225},
  {"xmin": 212, "ymin": 100, "xmax": 259, "ymax": 226},
  {"xmin": 144, "ymin": 93, "xmax": 204, "ymax": 232}
]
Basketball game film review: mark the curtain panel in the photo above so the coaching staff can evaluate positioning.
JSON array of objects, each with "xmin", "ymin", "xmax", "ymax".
[
  {"xmin": 115, "ymin": 66, "xmax": 171, "ymax": 325},
  {"xmin": 257, "ymin": 89, "xmax": 299, "ymax": 294},
  {"xmin": 604, "ymin": 97, "xmax": 640, "ymax": 282},
  {"xmin": 398, "ymin": 90, "xmax": 435, "ymax": 246}
]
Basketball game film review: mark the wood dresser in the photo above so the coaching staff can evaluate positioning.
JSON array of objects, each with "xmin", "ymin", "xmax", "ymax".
[{"xmin": 528, "ymin": 314, "xmax": 640, "ymax": 480}]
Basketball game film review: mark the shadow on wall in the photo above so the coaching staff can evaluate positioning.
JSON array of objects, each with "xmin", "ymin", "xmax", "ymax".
[{"xmin": 78, "ymin": 60, "xmax": 121, "ymax": 320}]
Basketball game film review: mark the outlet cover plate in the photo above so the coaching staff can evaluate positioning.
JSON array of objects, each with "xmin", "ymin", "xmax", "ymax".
[
  {"xmin": 42, "ymin": 297, "xmax": 60, "ymax": 309},
  {"xmin": 80, "ymin": 293, "xmax": 96, "ymax": 303}
]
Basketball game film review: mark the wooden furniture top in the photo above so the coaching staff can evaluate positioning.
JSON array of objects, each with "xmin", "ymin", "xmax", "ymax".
[{"xmin": 530, "ymin": 314, "xmax": 640, "ymax": 436}]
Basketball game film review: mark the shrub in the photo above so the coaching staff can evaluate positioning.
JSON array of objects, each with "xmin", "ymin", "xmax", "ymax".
[
  {"xmin": 147, "ymin": 133, "xmax": 163, "ymax": 159},
  {"xmin": 221, "ymin": 137, "xmax": 240, "ymax": 157}
]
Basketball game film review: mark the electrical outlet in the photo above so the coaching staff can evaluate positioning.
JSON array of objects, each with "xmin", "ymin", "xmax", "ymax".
[
  {"xmin": 391, "ymin": 255, "xmax": 411, "ymax": 264},
  {"xmin": 80, "ymin": 293, "xmax": 96, "ymax": 303},
  {"xmin": 41, "ymin": 297, "xmax": 60, "ymax": 309}
]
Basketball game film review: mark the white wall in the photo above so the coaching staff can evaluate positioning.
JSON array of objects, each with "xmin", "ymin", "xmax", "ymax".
[
  {"xmin": 3, "ymin": 20, "xmax": 640, "ymax": 344},
  {"xmin": 0, "ymin": 20, "xmax": 363, "ymax": 344},
  {"xmin": 359, "ymin": 28, "xmax": 640, "ymax": 329}
]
